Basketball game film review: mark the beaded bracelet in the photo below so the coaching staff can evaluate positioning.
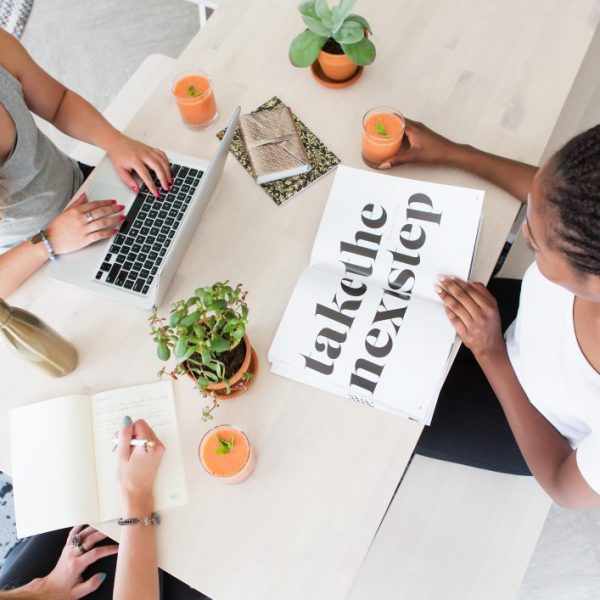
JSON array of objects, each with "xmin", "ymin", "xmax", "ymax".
[
  {"xmin": 37, "ymin": 229, "xmax": 57, "ymax": 261},
  {"xmin": 117, "ymin": 512, "xmax": 161, "ymax": 527}
]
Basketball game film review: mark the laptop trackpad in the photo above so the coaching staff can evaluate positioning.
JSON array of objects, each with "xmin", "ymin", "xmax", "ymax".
[{"xmin": 86, "ymin": 182, "xmax": 133, "ymax": 208}]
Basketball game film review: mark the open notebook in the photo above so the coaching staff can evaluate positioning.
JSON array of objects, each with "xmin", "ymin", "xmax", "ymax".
[{"xmin": 10, "ymin": 381, "xmax": 188, "ymax": 538}]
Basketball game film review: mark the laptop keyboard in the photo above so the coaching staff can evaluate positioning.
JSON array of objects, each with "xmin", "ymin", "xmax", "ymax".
[{"xmin": 94, "ymin": 163, "xmax": 203, "ymax": 295}]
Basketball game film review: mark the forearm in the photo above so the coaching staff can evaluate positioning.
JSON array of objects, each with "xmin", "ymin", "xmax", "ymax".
[
  {"xmin": 477, "ymin": 347, "xmax": 574, "ymax": 498},
  {"xmin": 113, "ymin": 494, "xmax": 159, "ymax": 600},
  {"xmin": 0, "ymin": 241, "xmax": 48, "ymax": 297},
  {"xmin": 443, "ymin": 143, "xmax": 537, "ymax": 203},
  {"xmin": 51, "ymin": 89, "xmax": 123, "ymax": 152}
]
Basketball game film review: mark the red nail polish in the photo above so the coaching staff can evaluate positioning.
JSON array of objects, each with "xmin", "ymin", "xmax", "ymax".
[
  {"xmin": 154, "ymin": 192, "xmax": 160, "ymax": 198},
  {"xmin": 130, "ymin": 185, "xmax": 139, "ymax": 193},
  {"xmin": 110, "ymin": 200, "xmax": 117, "ymax": 205},
  {"xmin": 112, "ymin": 228, "xmax": 119, "ymax": 234},
  {"xmin": 168, "ymin": 177, "xmax": 174, "ymax": 184},
  {"xmin": 164, "ymin": 185, "xmax": 171, "ymax": 191},
  {"xmin": 119, "ymin": 215, "xmax": 126, "ymax": 222},
  {"xmin": 117, "ymin": 204, "xmax": 125, "ymax": 210}
]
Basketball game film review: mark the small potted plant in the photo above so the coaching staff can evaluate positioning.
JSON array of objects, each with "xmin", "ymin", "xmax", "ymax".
[
  {"xmin": 289, "ymin": 0, "xmax": 375, "ymax": 83},
  {"xmin": 149, "ymin": 282, "xmax": 255, "ymax": 420}
]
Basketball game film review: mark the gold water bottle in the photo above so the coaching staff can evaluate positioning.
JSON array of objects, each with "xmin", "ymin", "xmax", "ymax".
[{"xmin": 0, "ymin": 298, "xmax": 78, "ymax": 377}]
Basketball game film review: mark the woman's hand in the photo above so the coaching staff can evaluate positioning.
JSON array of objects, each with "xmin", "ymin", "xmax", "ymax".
[
  {"xmin": 45, "ymin": 193, "xmax": 124, "ymax": 254},
  {"xmin": 24, "ymin": 525, "xmax": 117, "ymax": 599},
  {"xmin": 379, "ymin": 119, "xmax": 457, "ymax": 169},
  {"xmin": 105, "ymin": 134, "xmax": 172, "ymax": 197},
  {"xmin": 116, "ymin": 417, "xmax": 165, "ymax": 505},
  {"xmin": 435, "ymin": 276, "xmax": 506, "ymax": 360}
]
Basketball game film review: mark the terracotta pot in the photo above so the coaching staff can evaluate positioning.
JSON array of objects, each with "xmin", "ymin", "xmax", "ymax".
[
  {"xmin": 185, "ymin": 334, "xmax": 253, "ymax": 396},
  {"xmin": 317, "ymin": 50, "xmax": 358, "ymax": 81}
]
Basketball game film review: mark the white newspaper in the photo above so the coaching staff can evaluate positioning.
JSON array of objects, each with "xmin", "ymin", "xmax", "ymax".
[{"xmin": 269, "ymin": 165, "xmax": 484, "ymax": 424}]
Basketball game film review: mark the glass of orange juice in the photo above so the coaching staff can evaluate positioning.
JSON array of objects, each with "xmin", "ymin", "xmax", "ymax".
[
  {"xmin": 171, "ymin": 70, "xmax": 219, "ymax": 130},
  {"xmin": 361, "ymin": 106, "xmax": 405, "ymax": 167},
  {"xmin": 199, "ymin": 424, "xmax": 255, "ymax": 484}
]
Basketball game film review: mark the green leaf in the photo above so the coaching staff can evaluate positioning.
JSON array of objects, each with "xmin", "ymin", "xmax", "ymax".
[
  {"xmin": 182, "ymin": 347, "xmax": 196, "ymax": 362},
  {"xmin": 314, "ymin": 0, "xmax": 332, "ymax": 27},
  {"xmin": 188, "ymin": 85, "xmax": 203, "ymax": 97},
  {"xmin": 180, "ymin": 310, "xmax": 201, "ymax": 328},
  {"xmin": 169, "ymin": 310, "xmax": 184, "ymax": 327},
  {"xmin": 174, "ymin": 336, "xmax": 188, "ymax": 360},
  {"xmin": 341, "ymin": 36, "xmax": 376, "ymax": 65},
  {"xmin": 337, "ymin": 0, "xmax": 357, "ymax": 21},
  {"xmin": 298, "ymin": 0, "xmax": 317, "ymax": 18},
  {"xmin": 201, "ymin": 348, "xmax": 212, "ymax": 366},
  {"xmin": 333, "ymin": 19, "xmax": 364, "ymax": 44},
  {"xmin": 193, "ymin": 324, "xmax": 206, "ymax": 340},
  {"xmin": 375, "ymin": 122, "xmax": 390, "ymax": 137},
  {"xmin": 289, "ymin": 29, "xmax": 328, "ymax": 67},
  {"xmin": 157, "ymin": 342, "xmax": 170, "ymax": 361},
  {"xmin": 345, "ymin": 13, "xmax": 371, "ymax": 34},
  {"xmin": 210, "ymin": 337, "xmax": 230, "ymax": 353},
  {"xmin": 302, "ymin": 15, "xmax": 331, "ymax": 36}
]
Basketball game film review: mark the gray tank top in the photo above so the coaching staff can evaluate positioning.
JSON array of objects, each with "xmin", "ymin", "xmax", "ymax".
[{"xmin": 0, "ymin": 65, "xmax": 82, "ymax": 251}]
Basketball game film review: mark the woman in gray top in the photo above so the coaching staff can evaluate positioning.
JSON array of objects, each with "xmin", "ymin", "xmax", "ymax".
[{"xmin": 0, "ymin": 30, "xmax": 172, "ymax": 297}]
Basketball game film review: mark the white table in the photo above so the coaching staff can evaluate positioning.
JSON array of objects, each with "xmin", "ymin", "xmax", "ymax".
[{"xmin": 1, "ymin": 1, "xmax": 598, "ymax": 598}]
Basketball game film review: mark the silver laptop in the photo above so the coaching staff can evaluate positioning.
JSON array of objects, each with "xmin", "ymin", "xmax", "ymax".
[{"xmin": 49, "ymin": 106, "xmax": 241, "ymax": 310}]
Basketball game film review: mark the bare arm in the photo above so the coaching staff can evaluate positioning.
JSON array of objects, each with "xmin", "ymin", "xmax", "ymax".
[
  {"xmin": 0, "ymin": 194, "xmax": 124, "ymax": 298},
  {"xmin": 114, "ymin": 418, "xmax": 164, "ymax": 600},
  {"xmin": 437, "ymin": 276, "xmax": 600, "ymax": 509},
  {"xmin": 478, "ymin": 347, "xmax": 599, "ymax": 508},
  {"xmin": 383, "ymin": 119, "xmax": 538, "ymax": 203},
  {"xmin": 0, "ymin": 29, "xmax": 171, "ymax": 195}
]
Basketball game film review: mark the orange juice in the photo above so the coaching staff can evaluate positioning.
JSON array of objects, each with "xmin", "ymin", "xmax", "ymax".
[
  {"xmin": 199, "ymin": 425, "xmax": 255, "ymax": 484},
  {"xmin": 172, "ymin": 71, "xmax": 218, "ymax": 129},
  {"xmin": 361, "ymin": 107, "xmax": 405, "ymax": 166}
]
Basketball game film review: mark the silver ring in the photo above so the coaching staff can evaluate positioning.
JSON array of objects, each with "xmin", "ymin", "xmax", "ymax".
[
  {"xmin": 84, "ymin": 211, "xmax": 94, "ymax": 223},
  {"xmin": 69, "ymin": 533, "xmax": 81, "ymax": 547}
]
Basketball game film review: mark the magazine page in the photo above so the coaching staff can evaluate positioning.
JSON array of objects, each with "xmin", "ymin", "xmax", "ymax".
[
  {"xmin": 268, "ymin": 267, "xmax": 456, "ymax": 423},
  {"xmin": 310, "ymin": 166, "xmax": 484, "ymax": 303}
]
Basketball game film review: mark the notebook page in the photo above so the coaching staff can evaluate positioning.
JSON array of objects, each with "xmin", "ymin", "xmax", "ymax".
[
  {"xmin": 91, "ymin": 381, "xmax": 188, "ymax": 521},
  {"xmin": 10, "ymin": 395, "xmax": 98, "ymax": 538}
]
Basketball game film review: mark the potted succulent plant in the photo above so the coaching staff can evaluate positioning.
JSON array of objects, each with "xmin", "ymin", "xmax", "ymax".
[
  {"xmin": 149, "ymin": 281, "xmax": 255, "ymax": 420},
  {"xmin": 289, "ymin": 0, "xmax": 375, "ymax": 83}
]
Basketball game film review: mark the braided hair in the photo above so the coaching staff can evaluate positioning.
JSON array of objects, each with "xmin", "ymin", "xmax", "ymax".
[{"xmin": 545, "ymin": 124, "xmax": 600, "ymax": 275}]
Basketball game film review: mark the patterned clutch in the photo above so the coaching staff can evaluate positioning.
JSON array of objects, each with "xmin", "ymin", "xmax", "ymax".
[{"xmin": 217, "ymin": 97, "xmax": 340, "ymax": 206}]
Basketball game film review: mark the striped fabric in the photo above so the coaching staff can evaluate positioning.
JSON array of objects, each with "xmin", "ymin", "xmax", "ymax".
[{"xmin": 0, "ymin": 0, "xmax": 34, "ymax": 39}]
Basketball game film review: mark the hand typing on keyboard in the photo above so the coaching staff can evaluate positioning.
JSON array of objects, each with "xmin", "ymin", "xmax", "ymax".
[
  {"xmin": 104, "ymin": 133, "xmax": 173, "ymax": 198},
  {"xmin": 94, "ymin": 163, "xmax": 203, "ymax": 295},
  {"xmin": 46, "ymin": 192, "xmax": 125, "ymax": 254}
]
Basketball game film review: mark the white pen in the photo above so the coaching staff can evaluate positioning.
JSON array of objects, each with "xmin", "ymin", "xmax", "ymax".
[{"xmin": 111, "ymin": 438, "xmax": 156, "ymax": 452}]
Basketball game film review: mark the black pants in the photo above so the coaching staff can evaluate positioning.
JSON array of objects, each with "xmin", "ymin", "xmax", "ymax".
[
  {"xmin": 415, "ymin": 277, "xmax": 531, "ymax": 476},
  {"xmin": 0, "ymin": 528, "xmax": 210, "ymax": 599}
]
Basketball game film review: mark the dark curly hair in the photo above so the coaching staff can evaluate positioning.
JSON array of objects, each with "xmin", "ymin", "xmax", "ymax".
[{"xmin": 545, "ymin": 124, "xmax": 600, "ymax": 275}]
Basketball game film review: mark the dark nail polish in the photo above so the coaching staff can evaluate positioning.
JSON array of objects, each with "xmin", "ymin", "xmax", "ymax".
[
  {"xmin": 123, "ymin": 415, "xmax": 132, "ymax": 426},
  {"xmin": 98, "ymin": 572, "xmax": 107, "ymax": 584}
]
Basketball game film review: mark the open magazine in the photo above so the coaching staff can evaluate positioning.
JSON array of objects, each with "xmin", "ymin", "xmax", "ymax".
[{"xmin": 268, "ymin": 166, "xmax": 484, "ymax": 424}]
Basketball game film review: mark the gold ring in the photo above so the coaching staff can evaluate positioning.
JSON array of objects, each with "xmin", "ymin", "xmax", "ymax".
[{"xmin": 77, "ymin": 543, "xmax": 87, "ymax": 554}]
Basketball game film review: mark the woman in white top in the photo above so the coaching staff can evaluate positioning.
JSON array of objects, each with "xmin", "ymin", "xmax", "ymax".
[{"xmin": 382, "ymin": 121, "xmax": 600, "ymax": 510}]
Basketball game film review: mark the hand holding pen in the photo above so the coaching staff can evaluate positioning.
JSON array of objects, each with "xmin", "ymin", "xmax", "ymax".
[{"xmin": 116, "ymin": 416, "xmax": 165, "ymax": 500}]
